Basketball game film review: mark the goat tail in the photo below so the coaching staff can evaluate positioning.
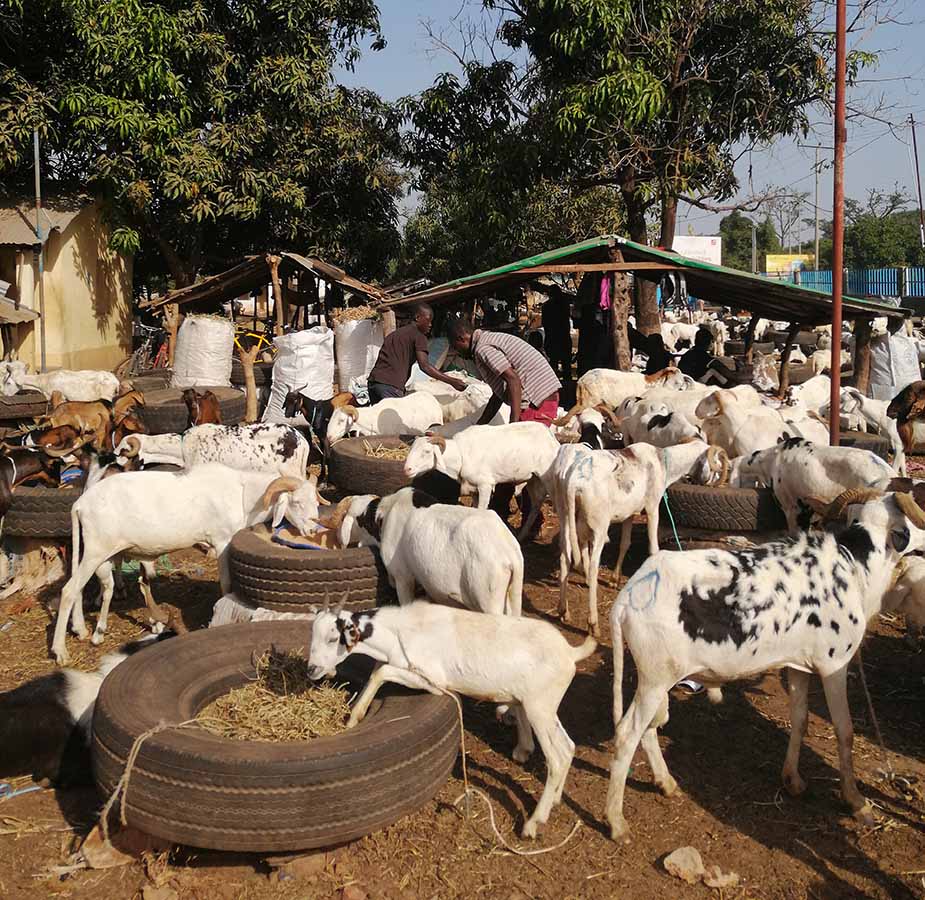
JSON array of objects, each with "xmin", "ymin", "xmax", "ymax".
[
  {"xmin": 70, "ymin": 505, "xmax": 81, "ymax": 583},
  {"xmin": 567, "ymin": 480, "xmax": 582, "ymax": 574},
  {"xmin": 506, "ymin": 554, "xmax": 524, "ymax": 617},
  {"xmin": 611, "ymin": 610, "xmax": 625, "ymax": 734},
  {"xmin": 571, "ymin": 634, "xmax": 597, "ymax": 662}
]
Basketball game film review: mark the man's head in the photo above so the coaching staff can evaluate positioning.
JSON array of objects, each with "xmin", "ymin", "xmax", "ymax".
[
  {"xmin": 448, "ymin": 317, "xmax": 474, "ymax": 356},
  {"xmin": 411, "ymin": 303, "xmax": 434, "ymax": 335},
  {"xmin": 694, "ymin": 327, "xmax": 713, "ymax": 351}
]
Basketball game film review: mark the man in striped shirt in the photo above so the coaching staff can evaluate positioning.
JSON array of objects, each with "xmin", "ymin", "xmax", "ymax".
[{"xmin": 448, "ymin": 319, "xmax": 562, "ymax": 426}]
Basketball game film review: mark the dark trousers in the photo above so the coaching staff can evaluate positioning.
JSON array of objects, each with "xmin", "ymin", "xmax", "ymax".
[{"xmin": 368, "ymin": 381, "xmax": 405, "ymax": 404}]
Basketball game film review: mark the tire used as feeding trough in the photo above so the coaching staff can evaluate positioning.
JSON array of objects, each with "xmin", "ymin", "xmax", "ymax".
[
  {"xmin": 91, "ymin": 620, "xmax": 460, "ymax": 852},
  {"xmin": 723, "ymin": 340, "xmax": 775, "ymax": 357},
  {"xmin": 140, "ymin": 387, "xmax": 246, "ymax": 434},
  {"xmin": 665, "ymin": 483, "xmax": 787, "ymax": 532},
  {"xmin": 3, "ymin": 485, "xmax": 81, "ymax": 538},
  {"xmin": 0, "ymin": 391, "xmax": 48, "ymax": 422},
  {"xmin": 227, "ymin": 526, "xmax": 394, "ymax": 611}
]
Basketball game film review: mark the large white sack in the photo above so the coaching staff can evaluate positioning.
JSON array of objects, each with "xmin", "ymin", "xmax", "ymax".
[
  {"xmin": 262, "ymin": 326, "xmax": 335, "ymax": 424},
  {"xmin": 171, "ymin": 315, "xmax": 234, "ymax": 389},
  {"xmin": 335, "ymin": 318, "xmax": 383, "ymax": 393}
]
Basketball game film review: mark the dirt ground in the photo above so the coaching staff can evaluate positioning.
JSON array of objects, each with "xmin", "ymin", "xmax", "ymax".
[{"xmin": 0, "ymin": 514, "xmax": 923, "ymax": 900}]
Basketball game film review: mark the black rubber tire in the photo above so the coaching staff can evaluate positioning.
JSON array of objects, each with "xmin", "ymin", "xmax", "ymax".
[
  {"xmin": 130, "ymin": 369, "xmax": 172, "ymax": 392},
  {"xmin": 0, "ymin": 390, "xmax": 48, "ymax": 422},
  {"xmin": 4, "ymin": 486, "xmax": 82, "ymax": 538},
  {"xmin": 228, "ymin": 527, "xmax": 395, "ymax": 611},
  {"xmin": 141, "ymin": 387, "xmax": 246, "ymax": 434},
  {"xmin": 724, "ymin": 340, "xmax": 774, "ymax": 357},
  {"xmin": 91, "ymin": 621, "xmax": 460, "ymax": 852},
  {"xmin": 328, "ymin": 435, "xmax": 411, "ymax": 495},
  {"xmin": 665, "ymin": 483, "xmax": 787, "ymax": 532},
  {"xmin": 786, "ymin": 362, "xmax": 813, "ymax": 385},
  {"xmin": 231, "ymin": 359, "xmax": 273, "ymax": 387},
  {"xmin": 839, "ymin": 429, "xmax": 891, "ymax": 461}
]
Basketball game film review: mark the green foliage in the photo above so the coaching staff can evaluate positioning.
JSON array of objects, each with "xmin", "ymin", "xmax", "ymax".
[
  {"xmin": 0, "ymin": 0, "xmax": 402, "ymax": 289},
  {"xmin": 719, "ymin": 211, "xmax": 782, "ymax": 271}
]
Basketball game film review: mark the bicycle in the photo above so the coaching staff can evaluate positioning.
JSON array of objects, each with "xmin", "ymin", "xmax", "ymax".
[{"xmin": 115, "ymin": 323, "xmax": 169, "ymax": 379}]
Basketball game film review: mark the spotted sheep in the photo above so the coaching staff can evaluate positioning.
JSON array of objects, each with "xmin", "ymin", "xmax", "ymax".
[
  {"xmin": 306, "ymin": 601, "xmax": 596, "ymax": 838},
  {"xmin": 335, "ymin": 486, "xmax": 524, "ymax": 616},
  {"xmin": 403, "ymin": 421, "xmax": 560, "ymax": 541},
  {"xmin": 553, "ymin": 438, "xmax": 728, "ymax": 637},
  {"xmin": 731, "ymin": 437, "xmax": 897, "ymax": 532},
  {"xmin": 838, "ymin": 388, "xmax": 906, "ymax": 474},
  {"xmin": 605, "ymin": 488, "xmax": 925, "ymax": 841},
  {"xmin": 615, "ymin": 397, "xmax": 704, "ymax": 448}
]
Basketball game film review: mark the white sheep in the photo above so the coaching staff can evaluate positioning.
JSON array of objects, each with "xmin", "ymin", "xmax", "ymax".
[
  {"xmin": 1, "ymin": 367, "xmax": 121, "ymax": 402},
  {"xmin": 51, "ymin": 466, "xmax": 323, "ymax": 665},
  {"xmin": 306, "ymin": 601, "xmax": 596, "ymax": 838},
  {"xmin": 555, "ymin": 367, "xmax": 687, "ymax": 426},
  {"xmin": 839, "ymin": 388, "xmax": 905, "ymax": 475},
  {"xmin": 326, "ymin": 394, "xmax": 443, "ymax": 442}
]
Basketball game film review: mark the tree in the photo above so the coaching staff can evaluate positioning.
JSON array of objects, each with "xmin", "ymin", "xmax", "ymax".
[
  {"xmin": 0, "ymin": 0, "xmax": 403, "ymax": 289},
  {"xmin": 406, "ymin": 0, "xmax": 879, "ymax": 331},
  {"xmin": 719, "ymin": 211, "xmax": 781, "ymax": 272}
]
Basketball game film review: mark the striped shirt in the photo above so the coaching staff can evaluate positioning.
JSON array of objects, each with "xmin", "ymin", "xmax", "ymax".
[{"xmin": 471, "ymin": 329, "xmax": 562, "ymax": 408}]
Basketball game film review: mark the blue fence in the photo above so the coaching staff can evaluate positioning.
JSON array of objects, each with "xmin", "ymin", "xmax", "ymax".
[{"xmin": 763, "ymin": 267, "xmax": 923, "ymax": 300}]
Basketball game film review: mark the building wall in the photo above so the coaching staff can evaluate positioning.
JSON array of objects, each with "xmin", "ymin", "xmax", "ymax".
[{"xmin": 2, "ymin": 202, "xmax": 132, "ymax": 371}]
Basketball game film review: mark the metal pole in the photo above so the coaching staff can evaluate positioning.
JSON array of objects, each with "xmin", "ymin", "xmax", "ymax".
[
  {"xmin": 829, "ymin": 0, "xmax": 846, "ymax": 447},
  {"xmin": 814, "ymin": 146, "xmax": 821, "ymax": 269},
  {"xmin": 911, "ymin": 114, "xmax": 925, "ymax": 250},
  {"xmin": 751, "ymin": 221, "xmax": 757, "ymax": 273},
  {"xmin": 33, "ymin": 128, "xmax": 47, "ymax": 373}
]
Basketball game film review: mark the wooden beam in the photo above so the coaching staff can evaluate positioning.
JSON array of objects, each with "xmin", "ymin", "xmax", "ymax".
[
  {"xmin": 853, "ymin": 318, "xmax": 872, "ymax": 394},
  {"xmin": 517, "ymin": 262, "xmax": 681, "ymax": 274},
  {"xmin": 777, "ymin": 322, "xmax": 802, "ymax": 398},
  {"xmin": 743, "ymin": 314, "xmax": 760, "ymax": 364}
]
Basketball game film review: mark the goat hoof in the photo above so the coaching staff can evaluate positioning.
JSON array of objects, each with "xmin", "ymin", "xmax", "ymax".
[
  {"xmin": 589, "ymin": 622, "xmax": 601, "ymax": 638},
  {"xmin": 520, "ymin": 820, "xmax": 540, "ymax": 840},
  {"xmin": 854, "ymin": 802, "xmax": 877, "ymax": 827},
  {"xmin": 608, "ymin": 817, "xmax": 631, "ymax": 843},
  {"xmin": 53, "ymin": 650, "xmax": 70, "ymax": 667},
  {"xmin": 346, "ymin": 714, "xmax": 362, "ymax": 729},
  {"xmin": 657, "ymin": 775, "xmax": 679, "ymax": 797},
  {"xmin": 706, "ymin": 687, "xmax": 724, "ymax": 705},
  {"xmin": 513, "ymin": 746, "xmax": 532, "ymax": 764},
  {"xmin": 560, "ymin": 610, "xmax": 572, "ymax": 624},
  {"xmin": 72, "ymin": 626, "xmax": 90, "ymax": 641},
  {"xmin": 90, "ymin": 630, "xmax": 105, "ymax": 646},
  {"xmin": 783, "ymin": 772, "xmax": 807, "ymax": 797}
]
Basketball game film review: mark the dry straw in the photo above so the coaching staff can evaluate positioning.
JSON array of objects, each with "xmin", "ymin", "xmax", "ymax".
[
  {"xmin": 362, "ymin": 440, "xmax": 409, "ymax": 460},
  {"xmin": 330, "ymin": 305, "xmax": 380, "ymax": 326},
  {"xmin": 196, "ymin": 647, "xmax": 351, "ymax": 742}
]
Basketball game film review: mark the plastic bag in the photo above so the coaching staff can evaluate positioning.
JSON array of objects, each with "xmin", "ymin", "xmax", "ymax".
[
  {"xmin": 170, "ymin": 315, "xmax": 234, "ymax": 389},
  {"xmin": 262, "ymin": 327, "xmax": 335, "ymax": 423}
]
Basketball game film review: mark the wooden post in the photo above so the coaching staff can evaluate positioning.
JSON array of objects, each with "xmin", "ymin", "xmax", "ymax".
[
  {"xmin": 267, "ymin": 255, "xmax": 286, "ymax": 336},
  {"xmin": 237, "ymin": 342, "xmax": 261, "ymax": 423},
  {"xmin": 777, "ymin": 322, "xmax": 802, "ymax": 398},
  {"xmin": 163, "ymin": 303, "xmax": 180, "ymax": 368},
  {"xmin": 853, "ymin": 318, "xmax": 873, "ymax": 394},
  {"xmin": 743, "ymin": 314, "xmax": 760, "ymax": 364},
  {"xmin": 381, "ymin": 309, "xmax": 396, "ymax": 338},
  {"xmin": 609, "ymin": 249, "xmax": 633, "ymax": 371}
]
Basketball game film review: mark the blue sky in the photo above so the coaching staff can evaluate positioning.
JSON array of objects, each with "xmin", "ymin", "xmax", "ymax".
[{"xmin": 338, "ymin": 1, "xmax": 925, "ymax": 241}]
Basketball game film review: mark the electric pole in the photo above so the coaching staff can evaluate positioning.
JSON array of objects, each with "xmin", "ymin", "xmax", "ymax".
[
  {"xmin": 814, "ymin": 146, "xmax": 820, "ymax": 269},
  {"xmin": 911, "ymin": 114, "xmax": 925, "ymax": 250}
]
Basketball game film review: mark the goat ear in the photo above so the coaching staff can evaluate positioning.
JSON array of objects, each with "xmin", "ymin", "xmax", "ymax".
[{"xmin": 271, "ymin": 493, "xmax": 290, "ymax": 529}]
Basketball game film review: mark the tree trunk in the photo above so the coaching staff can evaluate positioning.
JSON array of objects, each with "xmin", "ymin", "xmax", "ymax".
[
  {"xmin": 623, "ymin": 187, "xmax": 659, "ymax": 335},
  {"xmin": 267, "ymin": 255, "xmax": 286, "ymax": 336},
  {"xmin": 162, "ymin": 303, "xmax": 181, "ymax": 368},
  {"xmin": 608, "ymin": 249, "xmax": 633, "ymax": 371},
  {"xmin": 659, "ymin": 195, "xmax": 678, "ymax": 250},
  {"xmin": 777, "ymin": 322, "xmax": 802, "ymax": 399},
  {"xmin": 743, "ymin": 315, "xmax": 760, "ymax": 364},
  {"xmin": 237, "ymin": 343, "xmax": 261, "ymax": 423},
  {"xmin": 853, "ymin": 318, "xmax": 872, "ymax": 395}
]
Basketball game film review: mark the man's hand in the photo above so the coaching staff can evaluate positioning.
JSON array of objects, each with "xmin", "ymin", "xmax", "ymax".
[{"xmin": 447, "ymin": 377, "xmax": 468, "ymax": 392}]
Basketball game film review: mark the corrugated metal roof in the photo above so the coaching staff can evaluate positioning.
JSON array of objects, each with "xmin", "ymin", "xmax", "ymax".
[
  {"xmin": 0, "ymin": 195, "xmax": 92, "ymax": 246},
  {"xmin": 140, "ymin": 252, "xmax": 386, "ymax": 310},
  {"xmin": 388, "ymin": 234, "xmax": 908, "ymax": 324}
]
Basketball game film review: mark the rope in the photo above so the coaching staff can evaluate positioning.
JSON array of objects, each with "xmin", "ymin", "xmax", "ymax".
[
  {"xmin": 98, "ymin": 718, "xmax": 199, "ymax": 845},
  {"xmin": 856, "ymin": 649, "xmax": 895, "ymax": 782},
  {"xmin": 0, "ymin": 782, "xmax": 43, "ymax": 802},
  {"xmin": 660, "ymin": 451, "xmax": 683, "ymax": 551},
  {"xmin": 393, "ymin": 635, "xmax": 581, "ymax": 855}
]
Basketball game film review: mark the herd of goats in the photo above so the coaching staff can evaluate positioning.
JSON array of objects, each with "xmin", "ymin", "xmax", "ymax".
[{"xmin": 2, "ymin": 310, "xmax": 925, "ymax": 844}]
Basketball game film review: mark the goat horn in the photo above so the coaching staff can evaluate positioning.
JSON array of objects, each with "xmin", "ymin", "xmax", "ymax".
[
  {"xmin": 122, "ymin": 435, "xmax": 142, "ymax": 458},
  {"xmin": 259, "ymin": 476, "xmax": 303, "ymax": 510},
  {"xmin": 824, "ymin": 488, "xmax": 884, "ymax": 522},
  {"xmin": 42, "ymin": 435, "xmax": 93, "ymax": 458},
  {"xmin": 593, "ymin": 403, "xmax": 622, "ymax": 430},
  {"xmin": 552, "ymin": 404, "xmax": 584, "ymax": 427},
  {"xmin": 427, "ymin": 434, "xmax": 447, "ymax": 450},
  {"xmin": 341, "ymin": 405, "xmax": 359, "ymax": 422},
  {"xmin": 707, "ymin": 446, "xmax": 730, "ymax": 487},
  {"xmin": 325, "ymin": 496, "xmax": 354, "ymax": 533},
  {"xmin": 894, "ymin": 490, "xmax": 925, "ymax": 529}
]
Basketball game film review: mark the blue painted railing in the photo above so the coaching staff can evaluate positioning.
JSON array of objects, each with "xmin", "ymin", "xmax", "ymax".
[{"xmin": 760, "ymin": 267, "xmax": 923, "ymax": 299}]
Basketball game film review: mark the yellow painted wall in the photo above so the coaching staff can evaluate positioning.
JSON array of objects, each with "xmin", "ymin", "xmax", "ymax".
[{"xmin": 1, "ymin": 202, "xmax": 132, "ymax": 371}]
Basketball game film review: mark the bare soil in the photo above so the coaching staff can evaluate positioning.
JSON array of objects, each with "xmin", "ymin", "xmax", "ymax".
[{"xmin": 0, "ymin": 520, "xmax": 923, "ymax": 900}]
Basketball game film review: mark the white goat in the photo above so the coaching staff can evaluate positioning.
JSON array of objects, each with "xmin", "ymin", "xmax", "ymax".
[
  {"xmin": 115, "ymin": 433, "xmax": 183, "ymax": 468},
  {"xmin": 403, "ymin": 422, "xmax": 560, "ymax": 539},
  {"xmin": 2, "ymin": 368, "xmax": 121, "ymax": 402},
  {"xmin": 338, "ymin": 487, "xmax": 523, "ymax": 616},
  {"xmin": 617, "ymin": 401, "xmax": 704, "ymax": 447},
  {"xmin": 839, "ymin": 388, "xmax": 906, "ymax": 475},
  {"xmin": 307, "ymin": 602, "xmax": 596, "ymax": 838},
  {"xmin": 555, "ymin": 367, "xmax": 687, "ymax": 426},
  {"xmin": 327, "ymin": 394, "xmax": 443, "ymax": 442},
  {"xmin": 606, "ymin": 490, "xmax": 925, "ymax": 841},
  {"xmin": 51, "ymin": 466, "xmax": 323, "ymax": 665},
  {"xmin": 733, "ymin": 438, "xmax": 896, "ymax": 532}
]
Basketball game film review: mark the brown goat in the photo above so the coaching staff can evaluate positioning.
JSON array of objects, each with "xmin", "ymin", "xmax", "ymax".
[
  {"xmin": 43, "ymin": 400, "xmax": 113, "ymax": 452},
  {"xmin": 182, "ymin": 389, "xmax": 222, "ymax": 427},
  {"xmin": 29, "ymin": 424, "xmax": 93, "ymax": 458},
  {"xmin": 113, "ymin": 389, "xmax": 145, "ymax": 424},
  {"xmin": 110, "ymin": 411, "xmax": 149, "ymax": 451}
]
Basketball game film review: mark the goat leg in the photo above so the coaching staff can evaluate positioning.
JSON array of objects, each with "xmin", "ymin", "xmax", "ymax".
[{"xmin": 138, "ymin": 561, "xmax": 170, "ymax": 627}]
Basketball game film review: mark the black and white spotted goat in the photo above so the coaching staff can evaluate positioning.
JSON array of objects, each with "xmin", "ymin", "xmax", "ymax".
[{"xmin": 605, "ymin": 488, "xmax": 925, "ymax": 841}]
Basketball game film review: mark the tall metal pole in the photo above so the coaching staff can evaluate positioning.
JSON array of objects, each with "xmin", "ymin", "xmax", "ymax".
[
  {"xmin": 33, "ymin": 128, "xmax": 47, "ymax": 373},
  {"xmin": 814, "ymin": 146, "xmax": 821, "ymax": 269},
  {"xmin": 829, "ymin": 0, "xmax": 846, "ymax": 447},
  {"xmin": 751, "ymin": 221, "xmax": 757, "ymax": 273},
  {"xmin": 911, "ymin": 115, "xmax": 925, "ymax": 250}
]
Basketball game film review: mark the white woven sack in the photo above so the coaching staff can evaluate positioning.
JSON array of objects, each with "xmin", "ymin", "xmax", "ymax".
[
  {"xmin": 262, "ymin": 326, "xmax": 335, "ymax": 423},
  {"xmin": 334, "ymin": 318, "xmax": 383, "ymax": 392},
  {"xmin": 170, "ymin": 315, "xmax": 234, "ymax": 389}
]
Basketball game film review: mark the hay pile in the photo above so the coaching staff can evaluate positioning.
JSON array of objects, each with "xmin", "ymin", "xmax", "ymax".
[
  {"xmin": 196, "ymin": 648, "xmax": 351, "ymax": 742},
  {"xmin": 330, "ymin": 305, "xmax": 379, "ymax": 326},
  {"xmin": 363, "ymin": 440, "xmax": 409, "ymax": 460}
]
